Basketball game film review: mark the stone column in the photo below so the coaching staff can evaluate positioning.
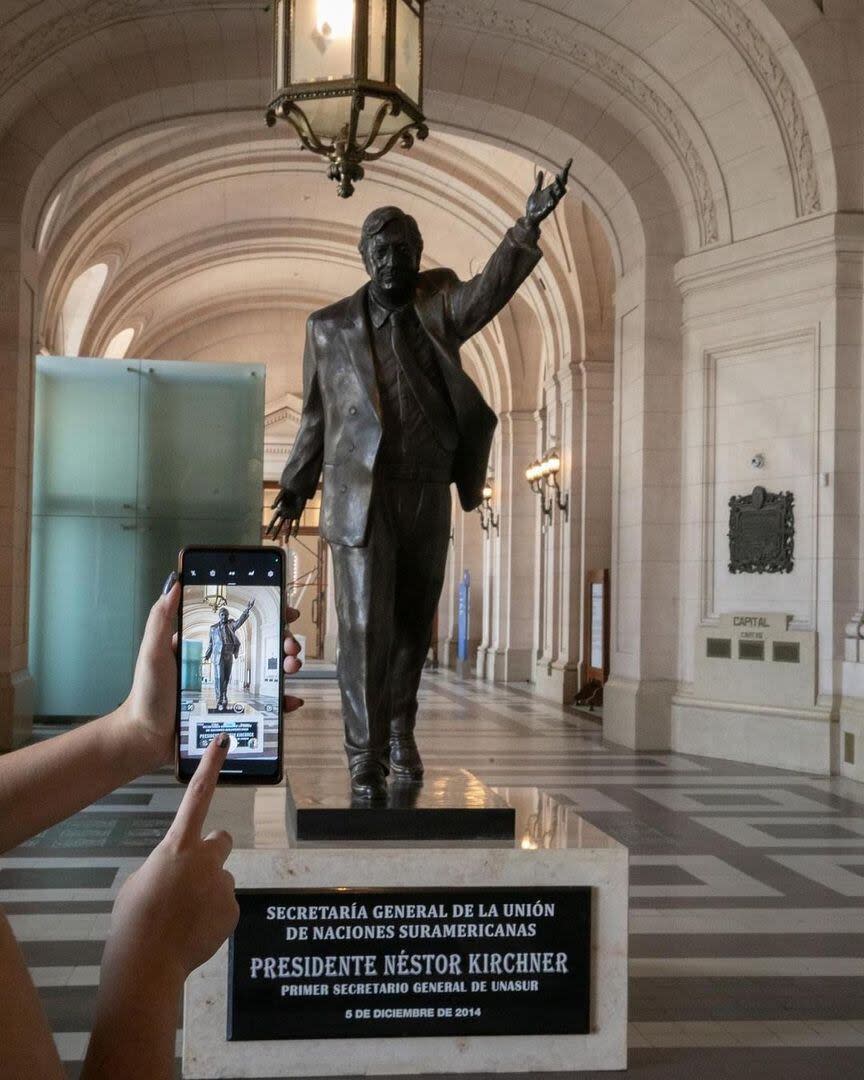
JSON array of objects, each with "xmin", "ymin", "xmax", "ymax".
[
  {"xmin": 456, "ymin": 502, "xmax": 485, "ymax": 673},
  {"xmin": 0, "ymin": 226, "xmax": 37, "ymax": 748},
  {"xmin": 436, "ymin": 489, "xmax": 459, "ymax": 669},
  {"xmin": 483, "ymin": 411, "xmax": 536, "ymax": 683},
  {"xmin": 577, "ymin": 364, "xmax": 614, "ymax": 686},
  {"xmin": 603, "ymin": 263, "xmax": 682, "ymax": 749},
  {"xmin": 534, "ymin": 365, "xmax": 581, "ymax": 703},
  {"xmin": 474, "ymin": 482, "xmax": 494, "ymax": 677}
]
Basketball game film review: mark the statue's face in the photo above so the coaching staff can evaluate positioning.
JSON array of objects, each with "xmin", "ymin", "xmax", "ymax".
[
  {"xmin": 219, "ymin": 608, "xmax": 229, "ymax": 623},
  {"xmin": 362, "ymin": 219, "xmax": 420, "ymax": 301}
]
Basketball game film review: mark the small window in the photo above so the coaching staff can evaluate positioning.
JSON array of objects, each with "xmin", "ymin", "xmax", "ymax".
[
  {"xmin": 36, "ymin": 192, "xmax": 62, "ymax": 253},
  {"xmin": 61, "ymin": 263, "xmax": 109, "ymax": 356},
  {"xmin": 844, "ymin": 732, "xmax": 855, "ymax": 766},
  {"xmin": 103, "ymin": 327, "xmax": 135, "ymax": 359}
]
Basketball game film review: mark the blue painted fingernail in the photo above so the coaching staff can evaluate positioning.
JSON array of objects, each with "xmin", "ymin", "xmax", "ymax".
[{"xmin": 162, "ymin": 570, "xmax": 177, "ymax": 595}]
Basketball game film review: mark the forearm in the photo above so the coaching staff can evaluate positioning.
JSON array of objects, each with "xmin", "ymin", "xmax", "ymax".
[
  {"xmin": 82, "ymin": 960, "xmax": 183, "ymax": 1080},
  {"xmin": 0, "ymin": 704, "xmax": 159, "ymax": 854},
  {"xmin": 0, "ymin": 909, "xmax": 65, "ymax": 1079},
  {"xmin": 449, "ymin": 222, "xmax": 542, "ymax": 340}
]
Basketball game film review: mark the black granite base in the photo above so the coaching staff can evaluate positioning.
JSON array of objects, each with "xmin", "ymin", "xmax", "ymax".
[{"xmin": 286, "ymin": 768, "xmax": 515, "ymax": 842}]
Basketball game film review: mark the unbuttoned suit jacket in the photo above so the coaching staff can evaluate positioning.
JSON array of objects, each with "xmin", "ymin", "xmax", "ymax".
[
  {"xmin": 205, "ymin": 622, "xmax": 241, "ymax": 663},
  {"xmin": 280, "ymin": 223, "xmax": 543, "ymax": 547}
]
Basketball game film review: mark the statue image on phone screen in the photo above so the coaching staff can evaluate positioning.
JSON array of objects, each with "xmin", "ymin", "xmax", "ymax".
[
  {"xmin": 179, "ymin": 586, "xmax": 279, "ymax": 762},
  {"xmin": 203, "ymin": 600, "xmax": 255, "ymax": 712}
]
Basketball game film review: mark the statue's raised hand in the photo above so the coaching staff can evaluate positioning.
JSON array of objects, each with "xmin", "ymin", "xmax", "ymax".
[{"xmin": 524, "ymin": 158, "xmax": 571, "ymax": 227}]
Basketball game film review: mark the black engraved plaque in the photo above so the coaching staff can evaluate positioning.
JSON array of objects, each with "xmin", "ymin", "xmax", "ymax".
[
  {"xmin": 728, "ymin": 486, "xmax": 794, "ymax": 574},
  {"xmin": 228, "ymin": 886, "xmax": 591, "ymax": 1041}
]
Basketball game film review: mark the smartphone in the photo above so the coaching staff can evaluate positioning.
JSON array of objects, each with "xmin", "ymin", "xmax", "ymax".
[{"xmin": 175, "ymin": 545, "xmax": 285, "ymax": 784}]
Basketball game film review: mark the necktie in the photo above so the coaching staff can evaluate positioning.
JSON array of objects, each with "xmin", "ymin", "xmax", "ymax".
[{"xmin": 389, "ymin": 308, "xmax": 458, "ymax": 452}]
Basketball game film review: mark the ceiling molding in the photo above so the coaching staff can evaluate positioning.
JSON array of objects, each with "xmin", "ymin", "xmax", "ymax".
[
  {"xmin": 690, "ymin": 0, "xmax": 821, "ymax": 216},
  {"xmin": 0, "ymin": 1, "xmax": 255, "ymax": 103},
  {"xmin": 428, "ymin": 0, "xmax": 723, "ymax": 247}
]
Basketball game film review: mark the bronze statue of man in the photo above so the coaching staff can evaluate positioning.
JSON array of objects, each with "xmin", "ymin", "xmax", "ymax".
[
  {"xmin": 203, "ymin": 600, "xmax": 255, "ymax": 710},
  {"xmin": 269, "ymin": 162, "xmax": 570, "ymax": 799}
]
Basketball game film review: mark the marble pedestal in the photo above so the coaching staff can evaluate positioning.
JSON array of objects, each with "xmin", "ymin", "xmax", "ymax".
[{"xmin": 183, "ymin": 784, "xmax": 628, "ymax": 1077}]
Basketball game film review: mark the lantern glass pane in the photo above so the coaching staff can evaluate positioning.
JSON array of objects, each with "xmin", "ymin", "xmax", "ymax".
[
  {"xmin": 395, "ymin": 0, "xmax": 420, "ymax": 105},
  {"xmin": 291, "ymin": 0, "xmax": 356, "ymax": 84},
  {"xmin": 295, "ymin": 95, "xmax": 354, "ymax": 142},
  {"xmin": 367, "ymin": 0, "xmax": 387, "ymax": 82},
  {"xmin": 296, "ymin": 94, "xmax": 406, "ymax": 142}
]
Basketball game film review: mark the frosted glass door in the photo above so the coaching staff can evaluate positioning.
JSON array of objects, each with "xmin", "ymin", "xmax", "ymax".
[
  {"xmin": 30, "ymin": 356, "xmax": 265, "ymax": 717},
  {"xmin": 137, "ymin": 361, "xmax": 264, "ymax": 519},
  {"xmin": 132, "ymin": 361, "xmax": 264, "ymax": 638},
  {"xmin": 30, "ymin": 515, "xmax": 137, "ymax": 715},
  {"xmin": 32, "ymin": 356, "xmax": 140, "ymax": 516}
]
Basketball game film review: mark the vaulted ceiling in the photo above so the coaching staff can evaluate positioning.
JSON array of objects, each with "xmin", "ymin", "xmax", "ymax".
[{"xmin": 0, "ymin": 0, "xmax": 850, "ymax": 448}]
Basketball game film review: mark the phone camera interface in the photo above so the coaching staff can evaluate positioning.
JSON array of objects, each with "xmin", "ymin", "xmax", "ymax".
[{"xmin": 179, "ymin": 552, "xmax": 281, "ymax": 768}]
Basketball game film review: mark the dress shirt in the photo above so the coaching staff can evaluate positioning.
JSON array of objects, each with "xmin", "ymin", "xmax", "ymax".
[{"xmin": 366, "ymin": 287, "xmax": 458, "ymax": 470}]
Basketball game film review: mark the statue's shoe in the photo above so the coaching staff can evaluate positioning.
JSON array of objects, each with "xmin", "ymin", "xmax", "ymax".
[
  {"xmin": 349, "ymin": 762, "xmax": 388, "ymax": 801},
  {"xmin": 389, "ymin": 735, "xmax": 424, "ymax": 781}
]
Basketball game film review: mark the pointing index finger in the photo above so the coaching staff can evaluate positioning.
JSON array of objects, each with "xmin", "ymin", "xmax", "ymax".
[{"xmin": 170, "ymin": 734, "xmax": 229, "ymax": 843}]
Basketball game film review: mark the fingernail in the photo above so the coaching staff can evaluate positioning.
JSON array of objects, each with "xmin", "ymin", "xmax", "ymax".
[
  {"xmin": 217, "ymin": 733, "xmax": 230, "ymax": 748},
  {"xmin": 162, "ymin": 570, "xmax": 177, "ymax": 595}
]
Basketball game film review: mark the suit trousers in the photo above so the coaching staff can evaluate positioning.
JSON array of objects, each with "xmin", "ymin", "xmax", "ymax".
[
  {"xmin": 330, "ymin": 478, "xmax": 452, "ymax": 770},
  {"xmin": 213, "ymin": 654, "xmax": 234, "ymax": 702}
]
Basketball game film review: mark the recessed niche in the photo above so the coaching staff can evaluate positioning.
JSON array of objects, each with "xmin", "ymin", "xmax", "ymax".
[
  {"xmin": 738, "ymin": 640, "xmax": 765, "ymax": 661},
  {"xmin": 706, "ymin": 637, "xmax": 732, "ymax": 659},
  {"xmin": 772, "ymin": 642, "xmax": 800, "ymax": 664}
]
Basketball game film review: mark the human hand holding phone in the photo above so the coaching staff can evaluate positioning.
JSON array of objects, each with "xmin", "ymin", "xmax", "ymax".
[
  {"xmin": 122, "ymin": 568, "xmax": 304, "ymax": 775},
  {"xmin": 176, "ymin": 547, "xmax": 296, "ymax": 783}
]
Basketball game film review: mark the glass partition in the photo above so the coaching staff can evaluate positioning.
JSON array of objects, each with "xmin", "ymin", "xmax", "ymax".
[{"xmin": 31, "ymin": 356, "xmax": 265, "ymax": 716}]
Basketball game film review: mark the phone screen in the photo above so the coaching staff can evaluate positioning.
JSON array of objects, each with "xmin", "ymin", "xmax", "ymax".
[{"xmin": 175, "ymin": 546, "xmax": 284, "ymax": 784}]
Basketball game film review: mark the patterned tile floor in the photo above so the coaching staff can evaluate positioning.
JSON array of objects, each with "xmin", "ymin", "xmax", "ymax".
[{"xmin": 5, "ymin": 668, "xmax": 864, "ymax": 1078}]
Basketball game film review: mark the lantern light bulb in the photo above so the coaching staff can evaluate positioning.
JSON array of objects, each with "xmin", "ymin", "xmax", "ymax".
[{"xmin": 315, "ymin": 0, "xmax": 354, "ymax": 39}]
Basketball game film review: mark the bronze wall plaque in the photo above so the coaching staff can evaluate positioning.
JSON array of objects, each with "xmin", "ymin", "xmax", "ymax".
[{"xmin": 728, "ymin": 486, "xmax": 794, "ymax": 574}]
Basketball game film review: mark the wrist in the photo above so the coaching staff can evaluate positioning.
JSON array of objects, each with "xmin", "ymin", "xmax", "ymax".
[
  {"xmin": 100, "ymin": 936, "xmax": 187, "ymax": 999},
  {"xmin": 115, "ymin": 699, "xmax": 172, "ymax": 774},
  {"xmin": 514, "ymin": 215, "xmax": 541, "ymax": 243}
]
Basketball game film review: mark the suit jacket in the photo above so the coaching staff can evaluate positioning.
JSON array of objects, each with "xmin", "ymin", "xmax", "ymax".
[
  {"xmin": 205, "ymin": 622, "xmax": 240, "ymax": 663},
  {"xmin": 203, "ymin": 608, "xmax": 251, "ymax": 661},
  {"xmin": 280, "ymin": 222, "xmax": 543, "ymax": 547}
]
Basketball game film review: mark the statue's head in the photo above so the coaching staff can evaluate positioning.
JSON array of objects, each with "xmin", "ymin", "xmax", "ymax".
[
  {"xmin": 218, "ymin": 608, "xmax": 229, "ymax": 623},
  {"xmin": 358, "ymin": 206, "xmax": 422, "ymax": 304}
]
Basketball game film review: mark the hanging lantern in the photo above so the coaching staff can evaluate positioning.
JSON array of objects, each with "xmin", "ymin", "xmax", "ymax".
[{"xmin": 266, "ymin": 0, "xmax": 427, "ymax": 197}]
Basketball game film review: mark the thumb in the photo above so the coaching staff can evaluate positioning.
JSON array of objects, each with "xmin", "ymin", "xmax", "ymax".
[
  {"xmin": 533, "ymin": 170, "xmax": 544, "ymax": 193},
  {"xmin": 141, "ymin": 578, "xmax": 180, "ymax": 656}
]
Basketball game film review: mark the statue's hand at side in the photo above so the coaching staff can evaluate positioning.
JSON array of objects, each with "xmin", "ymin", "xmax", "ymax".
[
  {"xmin": 266, "ymin": 489, "xmax": 304, "ymax": 540},
  {"xmin": 524, "ymin": 158, "xmax": 572, "ymax": 227}
]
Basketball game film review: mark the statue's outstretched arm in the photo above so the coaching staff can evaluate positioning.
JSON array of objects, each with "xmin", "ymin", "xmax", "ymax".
[{"xmin": 447, "ymin": 159, "xmax": 571, "ymax": 342}]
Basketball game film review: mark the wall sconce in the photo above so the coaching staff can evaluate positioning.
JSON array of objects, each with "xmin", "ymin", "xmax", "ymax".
[
  {"xmin": 477, "ymin": 480, "xmax": 500, "ymax": 536},
  {"xmin": 525, "ymin": 448, "xmax": 569, "ymax": 523}
]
